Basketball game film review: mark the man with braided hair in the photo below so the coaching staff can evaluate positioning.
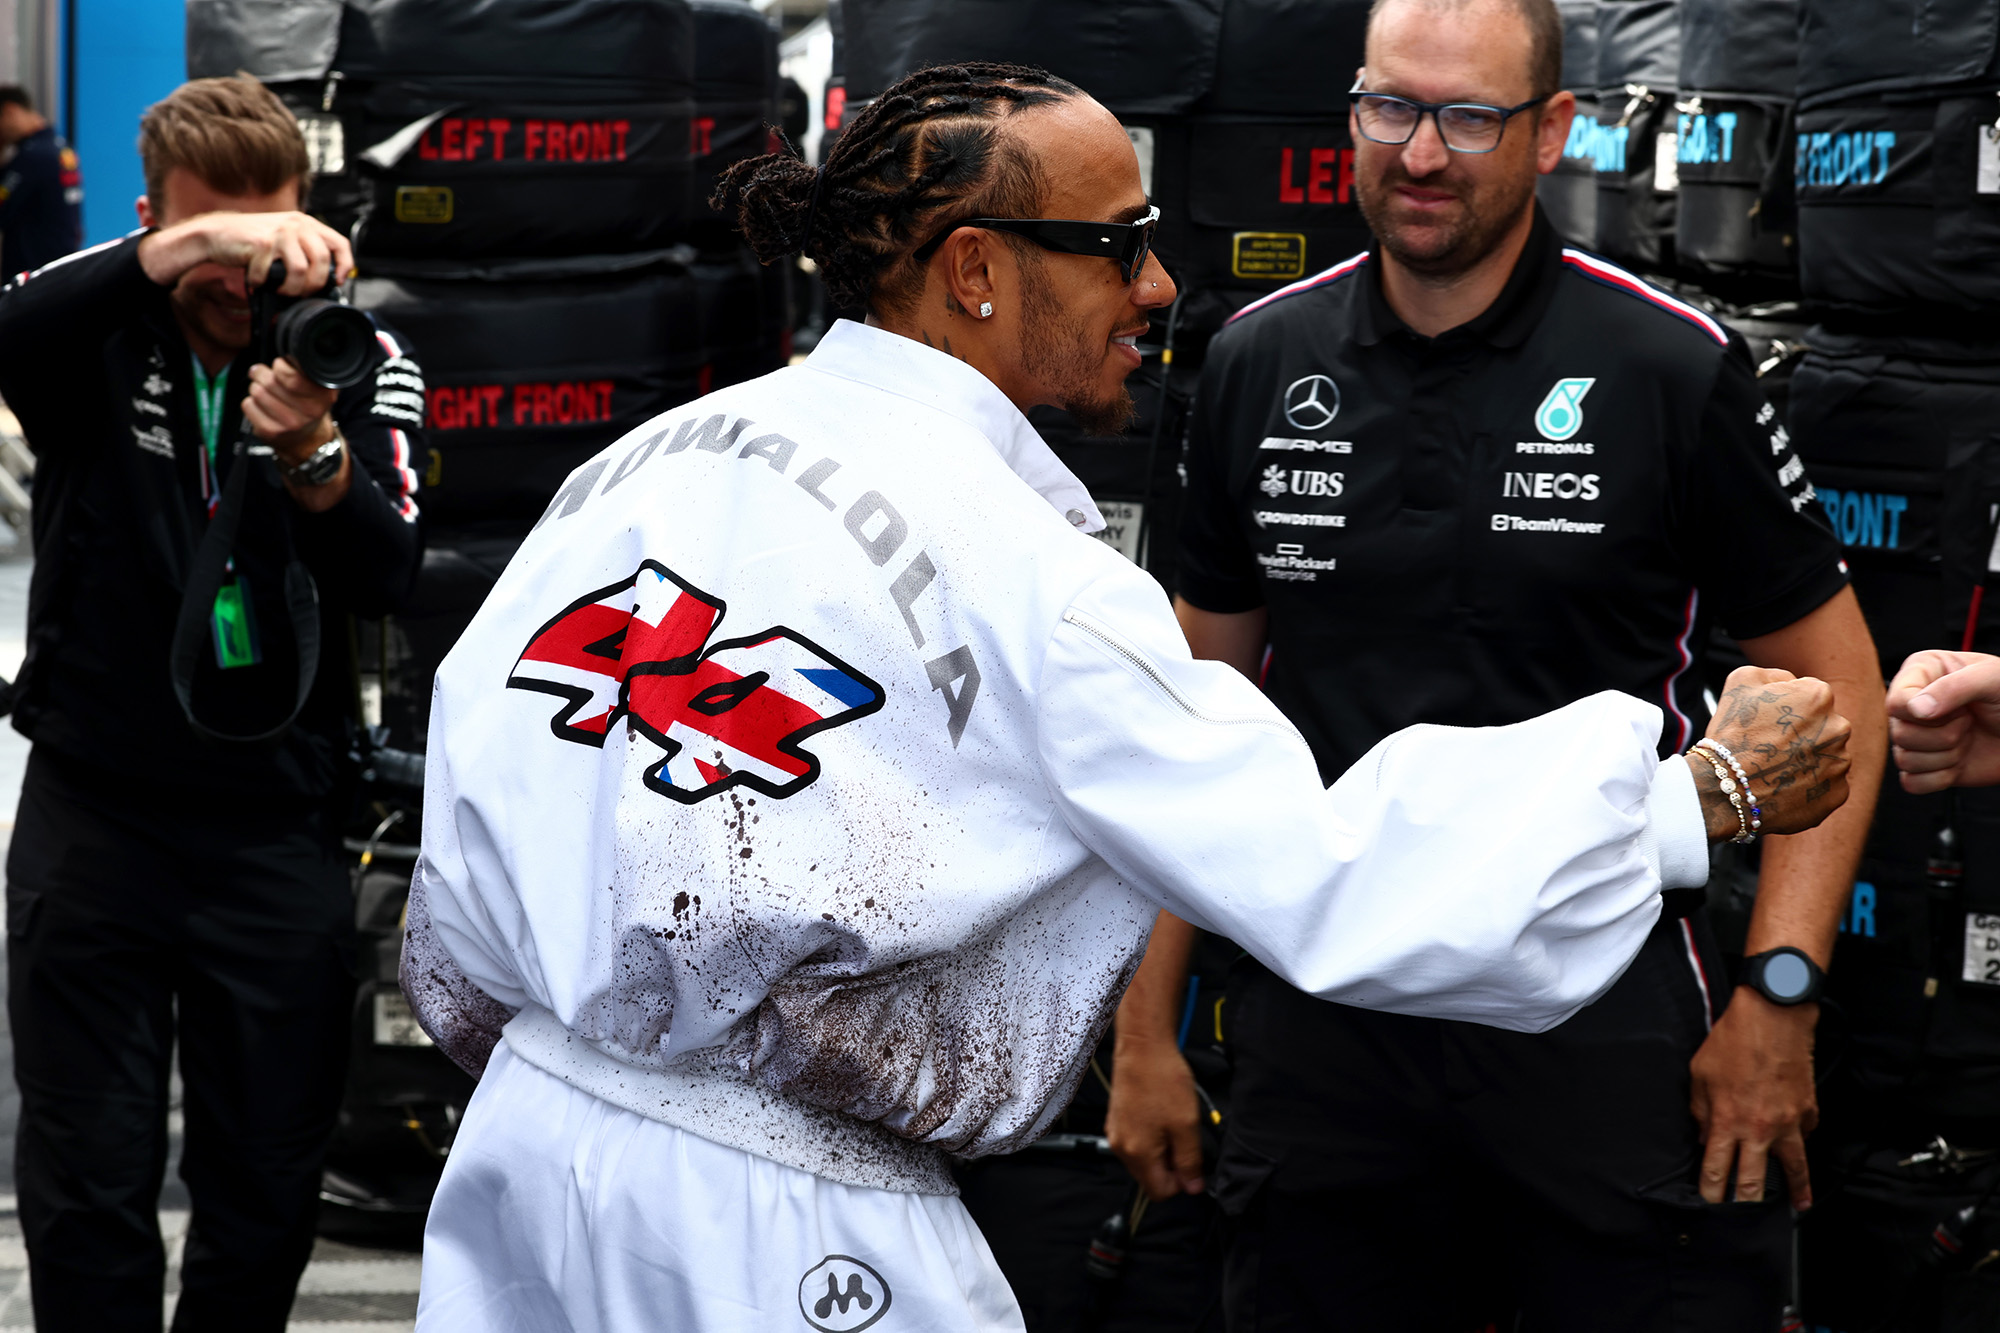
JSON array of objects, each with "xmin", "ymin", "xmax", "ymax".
[{"xmin": 403, "ymin": 62, "xmax": 1850, "ymax": 1330}]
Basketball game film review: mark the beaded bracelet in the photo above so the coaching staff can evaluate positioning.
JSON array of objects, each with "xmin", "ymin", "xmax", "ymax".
[
  {"xmin": 1694, "ymin": 737, "xmax": 1762, "ymax": 837},
  {"xmin": 1689, "ymin": 743, "xmax": 1756, "ymax": 844}
]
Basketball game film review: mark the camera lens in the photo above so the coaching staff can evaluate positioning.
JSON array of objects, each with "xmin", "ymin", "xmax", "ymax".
[{"xmin": 274, "ymin": 300, "xmax": 380, "ymax": 389}]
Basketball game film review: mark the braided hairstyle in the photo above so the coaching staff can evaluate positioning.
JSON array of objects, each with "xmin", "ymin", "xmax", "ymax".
[{"xmin": 713, "ymin": 62, "xmax": 1082, "ymax": 316}]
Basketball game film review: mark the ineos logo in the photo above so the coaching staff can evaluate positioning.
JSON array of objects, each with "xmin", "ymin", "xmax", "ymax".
[
  {"xmin": 799, "ymin": 1255, "xmax": 892, "ymax": 1332},
  {"xmin": 1282, "ymin": 375, "xmax": 1341, "ymax": 431}
]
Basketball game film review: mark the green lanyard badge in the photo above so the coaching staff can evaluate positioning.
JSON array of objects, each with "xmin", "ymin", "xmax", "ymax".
[{"xmin": 190, "ymin": 356, "xmax": 261, "ymax": 671}]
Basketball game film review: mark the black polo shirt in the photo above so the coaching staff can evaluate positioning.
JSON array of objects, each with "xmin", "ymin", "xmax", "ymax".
[{"xmin": 1178, "ymin": 208, "xmax": 1847, "ymax": 781}]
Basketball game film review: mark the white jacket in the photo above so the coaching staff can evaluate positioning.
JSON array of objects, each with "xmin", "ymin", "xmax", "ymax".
[{"xmin": 406, "ymin": 319, "xmax": 1709, "ymax": 1195}]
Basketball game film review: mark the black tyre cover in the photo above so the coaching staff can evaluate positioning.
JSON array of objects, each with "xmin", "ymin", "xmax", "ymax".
[
  {"xmin": 334, "ymin": 0, "xmax": 694, "ymax": 83},
  {"xmin": 1592, "ymin": 0, "xmax": 1680, "ymax": 266},
  {"xmin": 1144, "ymin": 115, "xmax": 1373, "ymax": 309},
  {"xmin": 689, "ymin": 0, "xmax": 779, "ymax": 240},
  {"xmin": 187, "ymin": 0, "xmax": 342, "ymax": 81},
  {"xmin": 1540, "ymin": 2, "xmax": 1600, "ymax": 247},
  {"xmin": 1789, "ymin": 330, "xmax": 2000, "ymax": 1128},
  {"xmin": 353, "ymin": 257, "xmax": 705, "ymax": 529},
  {"xmin": 1797, "ymin": 0, "xmax": 2000, "ymax": 108},
  {"xmin": 1674, "ymin": 0, "xmax": 1797, "ymax": 284},
  {"xmin": 692, "ymin": 248, "xmax": 790, "ymax": 390},
  {"xmin": 1203, "ymin": 0, "xmax": 1369, "ymax": 115},
  {"xmin": 351, "ymin": 77, "xmax": 696, "ymax": 256},
  {"xmin": 840, "ymin": 0, "xmax": 1223, "ymax": 115},
  {"xmin": 1795, "ymin": 95, "xmax": 2000, "ymax": 316}
]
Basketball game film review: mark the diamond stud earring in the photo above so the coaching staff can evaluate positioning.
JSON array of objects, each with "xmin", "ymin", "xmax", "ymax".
[{"xmin": 978, "ymin": 301, "xmax": 993, "ymax": 318}]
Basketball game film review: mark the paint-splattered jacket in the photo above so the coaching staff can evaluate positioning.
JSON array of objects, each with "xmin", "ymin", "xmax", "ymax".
[{"xmin": 404, "ymin": 318, "xmax": 1706, "ymax": 1194}]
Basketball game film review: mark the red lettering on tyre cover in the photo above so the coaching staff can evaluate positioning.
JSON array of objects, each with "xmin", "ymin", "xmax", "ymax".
[
  {"xmin": 596, "ymin": 380, "xmax": 615, "ymax": 419},
  {"xmin": 592, "ymin": 123, "xmax": 612, "ymax": 160},
  {"xmin": 554, "ymin": 383, "xmax": 575, "ymax": 423},
  {"xmin": 514, "ymin": 384, "xmax": 533, "ymax": 425},
  {"xmin": 1339, "ymin": 148, "xmax": 1355, "ymax": 203},
  {"xmin": 428, "ymin": 387, "xmax": 456, "ymax": 430},
  {"xmin": 570, "ymin": 123, "xmax": 589, "ymax": 160},
  {"xmin": 442, "ymin": 118, "xmax": 464, "ymax": 161},
  {"xmin": 487, "ymin": 117, "xmax": 512, "ymax": 160},
  {"xmin": 525, "ymin": 120, "xmax": 544, "ymax": 160},
  {"xmin": 482, "ymin": 384, "xmax": 506, "ymax": 425},
  {"xmin": 1278, "ymin": 147, "xmax": 1305, "ymax": 204},
  {"xmin": 533, "ymin": 384, "xmax": 554, "ymax": 424},
  {"xmin": 614, "ymin": 121, "xmax": 630, "ymax": 159},
  {"xmin": 1308, "ymin": 148, "xmax": 1337, "ymax": 204},
  {"xmin": 419, "ymin": 126, "xmax": 439, "ymax": 160},
  {"xmin": 693, "ymin": 117, "xmax": 714, "ymax": 156},
  {"xmin": 464, "ymin": 119, "xmax": 486, "ymax": 160},
  {"xmin": 545, "ymin": 123, "xmax": 566, "ymax": 161}
]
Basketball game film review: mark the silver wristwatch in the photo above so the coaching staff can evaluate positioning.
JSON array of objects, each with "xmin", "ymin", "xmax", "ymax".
[{"xmin": 281, "ymin": 435, "xmax": 346, "ymax": 487}]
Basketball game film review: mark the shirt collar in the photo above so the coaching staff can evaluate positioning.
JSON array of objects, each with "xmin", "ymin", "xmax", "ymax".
[
  {"xmin": 802, "ymin": 318, "xmax": 1106, "ymax": 534},
  {"xmin": 1354, "ymin": 203, "xmax": 1561, "ymax": 351}
]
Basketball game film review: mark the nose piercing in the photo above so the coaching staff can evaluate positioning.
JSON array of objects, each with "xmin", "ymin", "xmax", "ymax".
[{"xmin": 978, "ymin": 301, "xmax": 993, "ymax": 318}]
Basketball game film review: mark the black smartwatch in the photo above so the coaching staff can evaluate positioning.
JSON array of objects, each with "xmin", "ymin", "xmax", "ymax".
[{"xmin": 1741, "ymin": 947, "xmax": 1825, "ymax": 1006}]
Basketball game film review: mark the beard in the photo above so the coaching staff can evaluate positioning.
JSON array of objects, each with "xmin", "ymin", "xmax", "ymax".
[
  {"xmin": 1355, "ymin": 156, "xmax": 1537, "ymax": 280},
  {"xmin": 1017, "ymin": 253, "xmax": 1134, "ymax": 437}
]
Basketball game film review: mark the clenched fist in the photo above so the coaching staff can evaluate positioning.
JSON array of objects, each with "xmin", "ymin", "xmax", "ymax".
[{"xmin": 1692, "ymin": 666, "xmax": 1851, "ymax": 841}]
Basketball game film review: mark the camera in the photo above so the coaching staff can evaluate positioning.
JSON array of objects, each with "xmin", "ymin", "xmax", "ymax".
[{"xmin": 251, "ymin": 258, "xmax": 382, "ymax": 389}]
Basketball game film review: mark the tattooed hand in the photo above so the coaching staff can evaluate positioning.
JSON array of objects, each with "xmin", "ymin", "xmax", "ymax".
[{"xmin": 1690, "ymin": 666, "xmax": 1851, "ymax": 841}]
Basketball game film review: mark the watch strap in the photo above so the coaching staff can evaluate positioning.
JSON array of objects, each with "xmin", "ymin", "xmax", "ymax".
[
  {"xmin": 281, "ymin": 434, "xmax": 345, "ymax": 487},
  {"xmin": 1743, "ymin": 947, "xmax": 1825, "ymax": 1006}
]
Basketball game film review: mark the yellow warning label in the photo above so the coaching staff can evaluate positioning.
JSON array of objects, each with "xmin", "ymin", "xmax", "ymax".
[
  {"xmin": 425, "ymin": 448, "xmax": 444, "ymax": 488},
  {"xmin": 1232, "ymin": 232, "xmax": 1307, "ymax": 281},
  {"xmin": 395, "ymin": 186, "xmax": 454, "ymax": 224}
]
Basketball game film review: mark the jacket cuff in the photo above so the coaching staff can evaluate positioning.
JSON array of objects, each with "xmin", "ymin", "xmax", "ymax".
[{"xmin": 1641, "ymin": 753, "xmax": 1710, "ymax": 890}]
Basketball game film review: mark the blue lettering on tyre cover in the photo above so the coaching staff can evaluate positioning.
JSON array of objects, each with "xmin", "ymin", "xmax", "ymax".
[
  {"xmin": 1795, "ymin": 131, "xmax": 1896, "ymax": 188},
  {"xmin": 1817, "ymin": 487, "xmax": 1909, "ymax": 549},
  {"xmin": 1840, "ymin": 881, "xmax": 1877, "ymax": 938},
  {"xmin": 1676, "ymin": 111, "xmax": 1739, "ymax": 165},
  {"xmin": 1565, "ymin": 119, "xmax": 1629, "ymax": 174}
]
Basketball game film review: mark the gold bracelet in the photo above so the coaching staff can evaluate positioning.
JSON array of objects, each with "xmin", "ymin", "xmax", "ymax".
[{"xmin": 1690, "ymin": 746, "xmax": 1755, "ymax": 844}]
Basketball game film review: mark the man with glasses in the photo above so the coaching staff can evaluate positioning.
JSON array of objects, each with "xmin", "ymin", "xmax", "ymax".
[
  {"xmin": 1107, "ymin": 0, "xmax": 1886, "ymax": 1328},
  {"xmin": 396, "ymin": 61, "xmax": 1856, "ymax": 1330}
]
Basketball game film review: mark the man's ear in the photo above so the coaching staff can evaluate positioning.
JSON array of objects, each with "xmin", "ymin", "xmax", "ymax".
[
  {"xmin": 1536, "ymin": 91, "xmax": 1577, "ymax": 177},
  {"xmin": 941, "ymin": 228, "xmax": 999, "ymax": 319},
  {"xmin": 136, "ymin": 193, "xmax": 156, "ymax": 229}
]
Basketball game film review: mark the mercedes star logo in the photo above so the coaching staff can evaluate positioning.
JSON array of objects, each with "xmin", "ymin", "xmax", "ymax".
[{"xmin": 1282, "ymin": 375, "xmax": 1340, "ymax": 431}]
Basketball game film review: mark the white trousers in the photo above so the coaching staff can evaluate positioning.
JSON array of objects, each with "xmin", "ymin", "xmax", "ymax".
[{"xmin": 416, "ymin": 1041, "xmax": 1026, "ymax": 1332}]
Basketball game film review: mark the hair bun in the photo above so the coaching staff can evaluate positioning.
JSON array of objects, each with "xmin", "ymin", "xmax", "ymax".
[{"xmin": 712, "ymin": 150, "xmax": 818, "ymax": 266}]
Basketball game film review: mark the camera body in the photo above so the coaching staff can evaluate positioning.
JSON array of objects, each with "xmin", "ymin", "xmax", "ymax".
[{"xmin": 251, "ymin": 259, "xmax": 383, "ymax": 389}]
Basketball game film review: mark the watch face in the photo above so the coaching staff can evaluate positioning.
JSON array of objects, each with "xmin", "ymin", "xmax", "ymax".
[{"xmin": 1763, "ymin": 951, "xmax": 1815, "ymax": 1002}]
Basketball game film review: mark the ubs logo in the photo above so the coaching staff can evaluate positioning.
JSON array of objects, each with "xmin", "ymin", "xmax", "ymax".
[
  {"xmin": 1282, "ymin": 375, "xmax": 1341, "ymax": 431},
  {"xmin": 799, "ymin": 1255, "xmax": 892, "ymax": 1332}
]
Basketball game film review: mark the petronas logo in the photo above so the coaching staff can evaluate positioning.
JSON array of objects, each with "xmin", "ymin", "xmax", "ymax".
[{"xmin": 1534, "ymin": 378, "xmax": 1596, "ymax": 442}]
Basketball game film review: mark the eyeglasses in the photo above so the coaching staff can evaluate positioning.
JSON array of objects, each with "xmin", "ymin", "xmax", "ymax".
[
  {"xmin": 1348, "ymin": 87, "xmax": 1547, "ymax": 154},
  {"xmin": 910, "ymin": 204, "xmax": 1161, "ymax": 283}
]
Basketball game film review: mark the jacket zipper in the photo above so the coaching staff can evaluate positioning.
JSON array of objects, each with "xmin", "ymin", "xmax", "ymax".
[{"xmin": 1061, "ymin": 608, "xmax": 1306, "ymax": 743}]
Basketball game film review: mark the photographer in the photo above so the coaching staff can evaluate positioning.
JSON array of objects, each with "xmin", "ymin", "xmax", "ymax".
[{"xmin": 0, "ymin": 77, "xmax": 422, "ymax": 1331}]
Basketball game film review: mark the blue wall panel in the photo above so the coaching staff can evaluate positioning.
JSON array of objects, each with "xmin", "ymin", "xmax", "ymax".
[{"xmin": 71, "ymin": 0, "xmax": 186, "ymax": 245}]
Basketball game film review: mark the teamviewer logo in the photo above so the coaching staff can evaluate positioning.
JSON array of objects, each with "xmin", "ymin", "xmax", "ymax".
[{"xmin": 798, "ymin": 1256, "xmax": 893, "ymax": 1331}]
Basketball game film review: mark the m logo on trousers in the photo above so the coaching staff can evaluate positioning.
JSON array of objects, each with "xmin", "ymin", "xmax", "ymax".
[{"xmin": 799, "ymin": 1255, "xmax": 893, "ymax": 1331}]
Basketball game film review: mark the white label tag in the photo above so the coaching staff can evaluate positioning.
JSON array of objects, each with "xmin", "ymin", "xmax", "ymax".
[
  {"xmin": 1654, "ymin": 132, "xmax": 1679, "ymax": 192},
  {"xmin": 1094, "ymin": 500, "xmax": 1146, "ymax": 566},
  {"xmin": 1127, "ymin": 127, "xmax": 1156, "ymax": 200},
  {"xmin": 373, "ymin": 988, "xmax": 435, "ymax": 1046},
  {"xmin": 1964, "ymin": 911, "xmax": 2000, "ymax": 985},
  {"xmin": 1977, "ymin": 121, "xmax": 2000, "ymax": 195}
]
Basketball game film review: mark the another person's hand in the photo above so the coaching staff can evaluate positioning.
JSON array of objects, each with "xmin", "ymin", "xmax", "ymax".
[
  {"xmin": 1886, "ymin": 650, "xmax": 2000, "ymax": 793},
  {"xmin": 1106, "ymin": 1041, "xmax": 1205, "ymax": 1201},
  {"xmin": 244, "ymin": 357, "xmax": 349, "ymax": 510},
  {"xmin": 1692, "ymin": 666, "xmax": 1851, "ymax": 840},
  {"xmin": 138, "ymin": 209, "xmax": 354, "ymax": 294}
]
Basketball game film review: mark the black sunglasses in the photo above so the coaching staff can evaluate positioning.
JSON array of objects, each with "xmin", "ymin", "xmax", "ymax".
[{"xmin": 911, "ymin": 204, "xmax": 1161, "ymax": 283}]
